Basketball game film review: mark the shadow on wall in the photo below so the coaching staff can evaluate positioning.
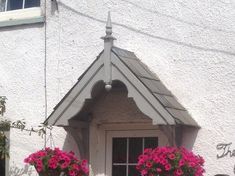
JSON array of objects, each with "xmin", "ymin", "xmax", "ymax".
[
  {"xmin": 9, "ymin": 164, "xmax": 35, "ymax": 176},
  {"xmin": 51, "ymin": 0, "xmax": 59, "ymax": 15}
]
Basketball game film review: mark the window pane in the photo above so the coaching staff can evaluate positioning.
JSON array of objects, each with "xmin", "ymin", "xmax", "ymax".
[
  {"xmin": 0, "ymin": 0, "xmax": 6, "ymax": 12},
  {"xmin": 25, "ymin": 0, "xmax": 40, "ymax": 8},
  {"xmin": 112, "ymin": 138, "xmax": 127, "ymax": 163},
  {"xmin": 144, "ymin": 137, "xmax": 158, "ymax": 149},
  {"xmin": 129, "ymin": 138, "xmax": 142, "ymax": 163},
  {"xmin": 7, "ymin": 0, "xmax": 23, "ymax": 10},
  {"xmin": 112, "ymin": 165, "xmax": 126, "ymax": 176},
  {"xmin": 129, "ymin": 165, "xmax": 140, "ymax": 176},
  {"xmin": 0, "ymin": 158, "xmax": 5, "ymax": 176}
]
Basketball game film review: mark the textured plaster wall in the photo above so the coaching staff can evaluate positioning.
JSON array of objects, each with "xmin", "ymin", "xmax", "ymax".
[{"xmin": 0, "ymin": 0, "xmax": 235, "ymax": 175}]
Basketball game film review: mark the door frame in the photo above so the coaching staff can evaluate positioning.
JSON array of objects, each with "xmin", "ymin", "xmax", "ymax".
[{"xmin": 105, "ymin": 129, "xmax": 167, "ymax": 176}]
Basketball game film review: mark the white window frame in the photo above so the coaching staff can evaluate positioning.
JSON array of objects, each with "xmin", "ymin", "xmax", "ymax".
[
  {"xmin": 1, "ymin": 0, "xmax": 40, "ymax": 12},
  {"xmin": 105, "ymin": 129, "xmax": 168, "ymax": 176},
  {"xmin": 0, "ymin": 0, "xmax": 43, "ymax": 28}
]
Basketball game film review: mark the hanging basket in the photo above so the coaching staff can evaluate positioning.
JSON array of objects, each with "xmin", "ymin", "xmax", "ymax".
[
  {"xmin": 24, "ymin": 147, "xmax": 89, "ymax": 176},
  {"xmin": 136, "ymin": 147, "xmax": 205, "ymax": 176}
]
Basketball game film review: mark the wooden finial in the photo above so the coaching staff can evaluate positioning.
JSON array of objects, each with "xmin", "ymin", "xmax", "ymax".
[
  {"xmin": 101, "ymin": 11, "xmax": 116, "ymax": 40},
  {"xmin": 106, "ymin": 11, "xmax": 112, "ymax": 36},
  {"xmin": 101, "ymin": 12, "xmax": 116, "ymax": 91}
]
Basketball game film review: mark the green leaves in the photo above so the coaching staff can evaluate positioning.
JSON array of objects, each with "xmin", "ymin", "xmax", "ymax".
[
  {"xmin": 0, "ymin": 96, "xmax": 6, "ymax": 116},
  {"xmin": 0, "ymin": 119, "xmax": 53, "ymax": 158},
  {"xmin": 0, "ymin": 96, "xmax": 53, "ymax": 160}
]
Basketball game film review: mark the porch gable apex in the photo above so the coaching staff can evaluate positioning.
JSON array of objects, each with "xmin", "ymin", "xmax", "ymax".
[{"xmin": 44, "ymin": 47, "xmax": 199, "ymax": 127}]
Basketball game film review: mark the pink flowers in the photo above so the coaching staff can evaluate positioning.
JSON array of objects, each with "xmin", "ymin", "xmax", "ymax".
[
  {"xmin": 24, "ymin": 147, "xmax": 89, "ymax": 176},
  {"xmin": 136, "ymin": 146, "xmax": 205, "ymax": 176}
]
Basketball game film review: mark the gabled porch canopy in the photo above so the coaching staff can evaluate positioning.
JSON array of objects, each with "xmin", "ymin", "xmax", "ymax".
[{"xmin": 44, "ymin": 13, "xmax": 198, "ymax": 128}]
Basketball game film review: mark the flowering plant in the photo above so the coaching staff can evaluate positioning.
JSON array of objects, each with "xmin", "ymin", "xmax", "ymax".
[
  {"xmin": 136, "ymin": 147, "xmax": 205, "ymax": 176},
  {"xmin": 24, "ymin": 147, "xmax": 89, "ymax": 176}
]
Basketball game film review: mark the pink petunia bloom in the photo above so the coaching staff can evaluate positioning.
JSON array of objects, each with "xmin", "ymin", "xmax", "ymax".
[
  {"xmin": 168, "ymin": 153, "xmax": 175, "ymax": 160},
  {"xmin": 156, "ymin": 168, "xmax": 162, "ymax": 173},
  {"xmin": 165, "ymin": 164, "xmax": 171, "ymax": 171},
  {"xmin": 68, "ymin": 170, "xmax": 76, "ymax": 176},
  {"xmin": 141, "ymin": 169, "xmax": 148, "ymax": 176},
  {"xmin": 175, "ymin": 168, "xmax": 183, "ymax": 176},
  {"xmin": 178, "ymin": 159, "xmax": 185, "ymax": 167},
  {"xmin": 146, "ymin": 161, "xmax": 152, "ymax": 168}
]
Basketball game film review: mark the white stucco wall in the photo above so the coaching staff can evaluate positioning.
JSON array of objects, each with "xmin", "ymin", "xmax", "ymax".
[{"xmin": 0, "ymin": 0, "xmax": 235, "ymax": 175}]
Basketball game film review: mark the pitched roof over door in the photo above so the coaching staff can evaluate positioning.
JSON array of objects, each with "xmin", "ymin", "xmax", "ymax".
[
  {"xmin": 112, "ymin": 47, "xmax": 198, "ymax": 126},
  {"xmin": 44, "ymin": 13, "xmax": 199, "ymax": 127}
]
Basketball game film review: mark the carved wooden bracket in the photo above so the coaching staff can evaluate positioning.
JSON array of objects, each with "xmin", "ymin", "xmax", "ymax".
[{"xmin": 64, "ymin": 125, "xmax": 89, "ymax": 160}]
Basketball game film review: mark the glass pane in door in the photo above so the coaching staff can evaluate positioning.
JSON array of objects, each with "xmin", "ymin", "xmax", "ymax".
[
  {"xmin": 112, "ymin": 165, "xmax": 126, "ymax": 176},
  {"xmin": 129, "ymin": 165, "xmax": 140, "ymax": 176},
  {"xmin": 111, "ymin": 136, "xmax": 159, "ymax": 176},
  {"xmin": 112, "ymin": 138, "xmax": 127, "ymax": 163},
  {"xmin": 128, "ymin": 137, "xmax": 142, "ymax": 163},
  {"xmin": 144, "ymin": 137, "xmax": 158, "ymax": 149}
]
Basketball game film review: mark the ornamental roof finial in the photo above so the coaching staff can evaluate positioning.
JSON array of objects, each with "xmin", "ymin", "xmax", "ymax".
[
  {"xmin": 101, "ymin": 11, "xmax": 116, "ymax": 41},
  {"xmin": 101, "ymin": 12, "xmax": 116, "ymax": 91},
  {"xmin": 106, "ymin": 11, "xmax": 112, "ymax": 36}
]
